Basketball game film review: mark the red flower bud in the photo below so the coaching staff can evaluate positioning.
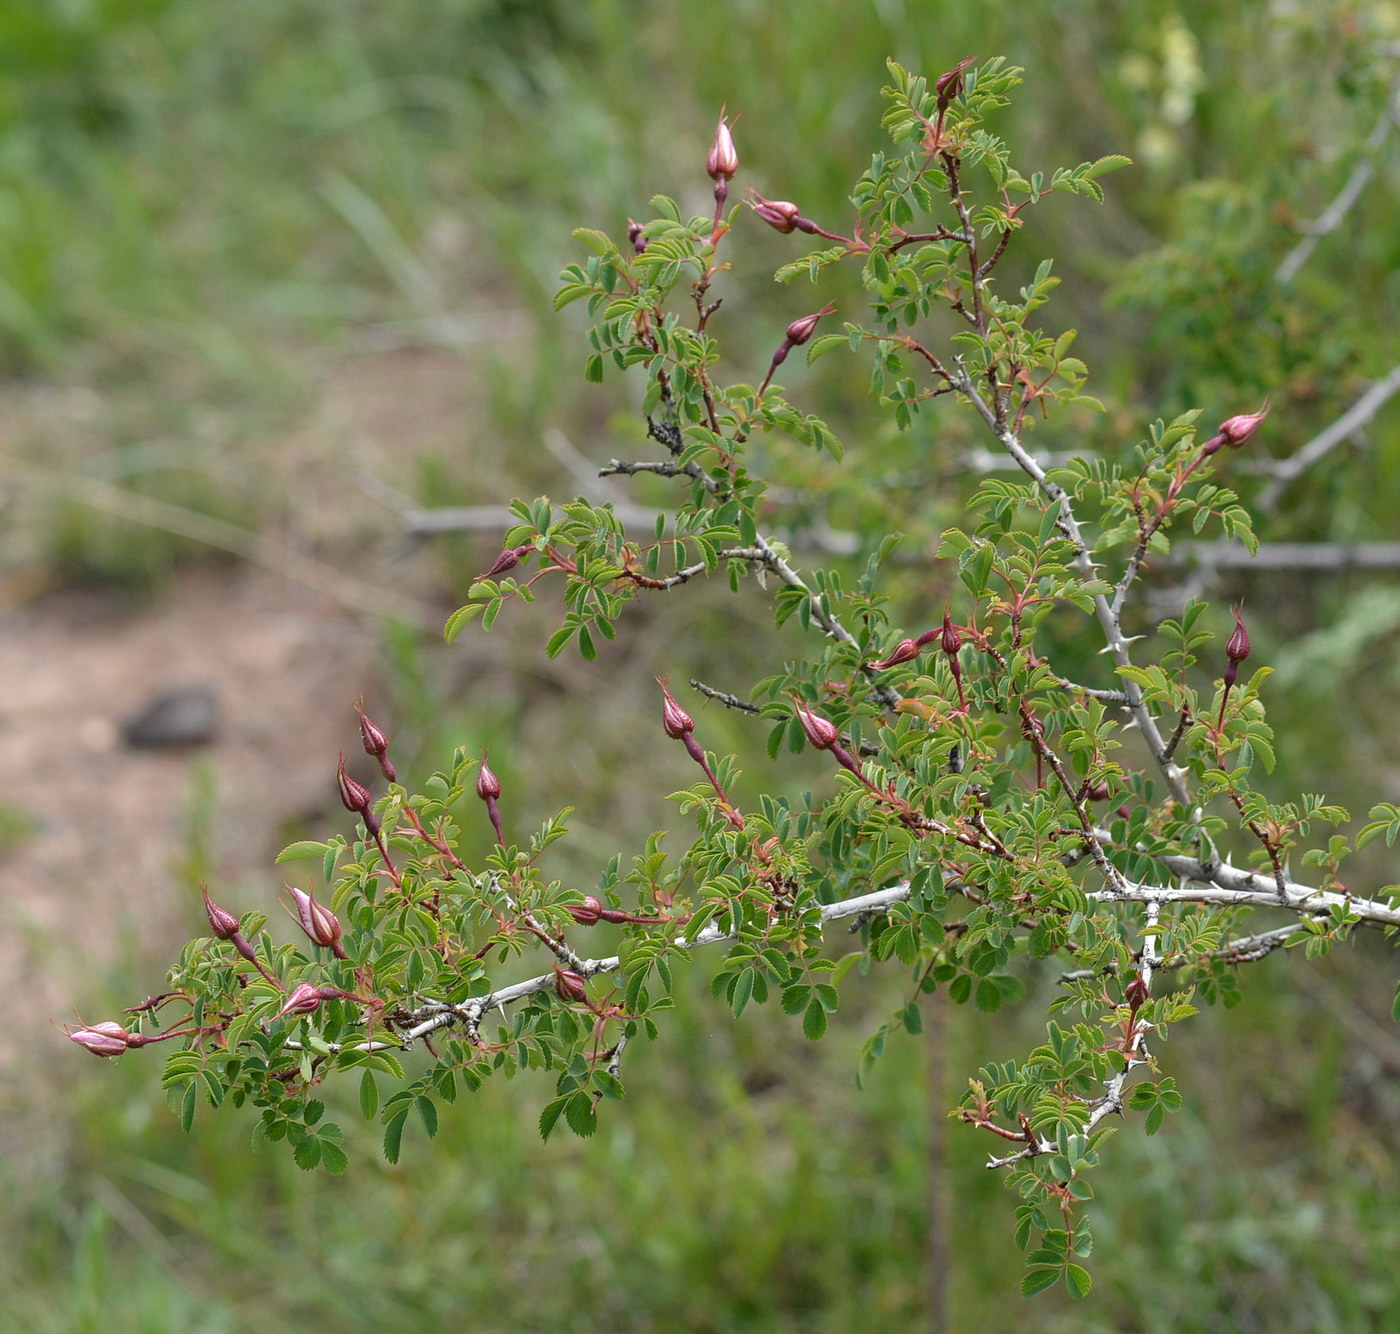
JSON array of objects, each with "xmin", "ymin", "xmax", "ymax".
[
  {"xmin": 1124, "ymin": 976, "xmax": 1149, "ymax": 1010},
  {"xmin": 336, "ymin": 752, "xmax": 372, "ymax": 816},
  {"xmin": 1086, "ymin": 779, "xmax": 1111, "ymax": 803},
  {"xmin": 1218, "ymin": 402, "xmax": 1270, "ymax": 448},
  {"xmin": 476, "ymin": 757, "xmax": 502, "ymax": 802},
  {"xmin": 68, "ymin": 1021, "xmax": 132, "ymax": 1057},
  {"xmin": 553, "ymin": 968, "xmax": 589, "ymax": 1003},
  {"xmin": 355, "ymin": 699, "xmax": 396, "ymax": 782},
  {"xmin": 201, "ymin": 886, "xmax": 241, "ymax": 942},
  {"xmin": 656, "ymin": 678, "xmax": 695, "ymax": 740},
  {"xmin": 626, "ymin": 219, "xmax": 648, "ymax": 254},
  {"xmin": 706, "ymin": 113, "xmax": 739, "ymax": 182},
  {"xmin": 1226, "ymin": 604, "xmax": 1251, "ymax": 665},
  {"xmin": 275, "ymin": 983, "xmax": 325, "ymax": 1020},
  {"xmin": 479, "ymin": 543, "xmax": 534, "ymax": 581},
  {"xmin": 789, "ymin": 695, "xmax": 840, "ymax": 751},
  {"xmin": 290, "ymin": 887, "xmax": 342, "ymax": 951},
  {"xmin": 1223, "ymin": 603, "xmax": 1251, "ymax": 689},
  {"xmin": 747, "ymin": 192, "xmax": 802, "ymax": 233},
  {"xmin": 869, "ymin": 638, "xmax": 919, "ymax": 671},
  {"xmin": 935, "ymin": 56, "xmax": 977, "ymax": 113},
  {"xmin": 940, "ymin": 614, "xmax": 963, "ymax": 658},
  {"xmin": 784, "ymin": 302, "xmax": 835, "ymax": 347},
  {"xmin": 568, "ymin": 895, "xmax": 604, "ymax": 926}
]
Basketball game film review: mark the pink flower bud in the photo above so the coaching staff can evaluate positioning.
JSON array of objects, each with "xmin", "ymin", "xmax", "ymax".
[
  {"xmin": 706, "ymin": 113, "xmax": 739, "ymax": 182},
  {"xmin": 478, "ymin": 543, "xmax": 534, "ymax": 581},
  {"xmin": 336, "ymin": 752, "xmax": 372, "ymax": 816},
  {"xmin": 935, "ymin": 56, "xmax": 977, "ymax": 113},
  {"xmin": 476, "ymin": 755, "xmax": 505, "ymax": 845},
  {"xmin": 568, "ymin": 895, "xmax": 604, "ymax": 926},
  {"xmin": 1226, "ymin": 604, "xmax": 1251, "ymax": 664},
  {"xmin": 290, "ymin": 887, "xmax": 342, "ymax": 951},
  {"xmin": 1223, "ymin": 603, "xmax": 1251, "ymax": 688},
  {"xmin": 789, "ymin": 695, "xmax": 840, "ymax": 751},
  {"xmin": 476, "ymin": 757, "xmax": 501, "ymax": 801},
  {"xmin": 656, "ymin": 678, "xmax": 695, "ymax": 740},
  {"xmin": 940, "ymin": 614, "xmax": 963, "ymax": 658},
  {"xmin": 747, "ymin": 192, "xmax": 802, "ymax": 233},
  {"xmin": 68, "ymin": 1021, "xmax": 132, "ymax": 1057},
  {"xmin": 1218, "ymin": 402, "xmax": 1270, "ymax": 448},
  {"xmin": 201, "ymin": 885, "xmax": 241, "ymax": 942},
  {"xmin": 355, "ymin": 699, "xmax": 397, "ymax": 782},
  {"xmin": 553, "ymin": 968, "xmax": 589, "ymax": 1003},
  {"xmin": 784, "ymin": 302, "xmax": 836, "ymax": 347},
  {"xmin": 869, "ymin": 638, "xmax": 919, "ymax": 671},
  {"xmin": 275, "ymin": 983, "xmax": 325, "ymax": 1020},
  {"xmin": 627, "ymin": 219, "xmax": 648, "ymax": 254}
]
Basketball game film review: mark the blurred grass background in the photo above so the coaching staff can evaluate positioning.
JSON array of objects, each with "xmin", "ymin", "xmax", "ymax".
[{"xmin": 5, "ymin": 1, "xmax": 1400, "ymax": 1329}]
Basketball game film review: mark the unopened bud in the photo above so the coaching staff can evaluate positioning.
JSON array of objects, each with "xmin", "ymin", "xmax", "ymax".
[
  {"xmin": 935, "ymin": 56, "xmax": 976, "ymax": 113},
  {"xmin": 355, "ymin": 699, "xmax": 396, "ymax": 782},
  {"xmin": 706, "ymin": 114, "xmax": 739, "ymax": 182},
  {"xmin": 657, "ymin": 678, "xmax": 695, "ymax": 740},
  {"xmin": 479, "ymin": 543, "xmax": 534, "ymax": 581},
  {"xmin": 69, "ymin": 1021, "xmax": 132, "ymax": 1057},
  {"xmin": 1086, "ymin": 779, "xmax": 1111, "ymax": 803},
  {"xmin": 747, "ymin": 192, "xmax": 802, "ymax": 234},
  {"xmin": 290, "ymin": 887, "xmax": 342, "ymax": 951},
  {"xmin": 336, "ymin": 752, "xmax": 372, "ymax": 816},
  {"xmin": 568, "ymin": 895, "xmax": 604, "ymax": 926},
  {"xmin": 275, "ymin": 983, "xmax": 325, "ymax": 1019},
  {"xmin": 201, "ymin": 885, "xmax": 241, "ymax": 942},
  {"xmin": 476, "ymin": 755, "xmax": 505, "ymax": 846},
  {"xmin": 789, "ymin": 695, "xmax": 840, "ymax": 751},
  {"xmin": 1223, "ymin": 603, "xmax": 1251, "ymax": 688},
  {"xmin": 553, "ymin": 968, "xmax": 589, "ymax": 1003},
  {"xmin": 1218, "ymin": 402, "xmax": 1270, "ymax": 448},
  {"xmin": 1124, "ymin": 976, "xmax": 1149, "ymax": 1010},
  {"xmin": 940, "ymin": 614, "xmax": 963, "ymax": 658},
  {"xmin": 869, "ymin": 638, "xmax": 919, "ymax": 671},
  {"xmin": 784, "ymin": 302, "xmax": 835, "ymax": 347},
  {"xmin": 627, "ymin": 219, "xmax": 648, "ymax": 254},
  {"xmin": 476, "ymin": 757, "xmax": 502, "ymax": 802}
]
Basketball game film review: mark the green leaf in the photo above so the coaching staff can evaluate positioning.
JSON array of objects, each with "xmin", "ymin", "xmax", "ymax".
[
  {"xmin": 803, "ymin": 999, "xmax": 829, "ymax": 1041},
  {"xmin": 320, "ymin": 1140, "xmax": 349, "ymax": 1175},
  {"xmin": 564, "ymin": 1092, "xmax": 597, "ymax": 1138},
  {"xmin": 1065, "ymin": 1264, "xmax": 1093, "ymax": 1299},
  {"xmin": 572, "ymin": 227, "xmax": 615, "ymax": 256},
  {"xmin": 1020, "ymin": 1268, "xmax": 1060, "ymax": 1298},
  {"xmin": 538, "ymin": 1096, "xmax": 567, "ymax": 1141},
  {"xmin": 179, "ymin": 1082, "xmax": 197, "ymax": 1134},
  {"xmin": 293, "ymin": 1135, "xmax": 323, "ymax": 1171},
  {"xmin": 382, "ymin": 1109, "xmax": 409, "ymax": 1164},
  {"xmin": 275, "ymin": 840, "xmax": 329, "ymax": 864},
  {"xmin": 1083, "ymin": 154, "xmax": 1132, "ymax": 179},
  {"xmin": 359, "ymin": 1071, "xmax": 379, "ymax": 1121},
  {"xmin": 444, "ymin": 602, "xmax": 485, "ymax": 643}
]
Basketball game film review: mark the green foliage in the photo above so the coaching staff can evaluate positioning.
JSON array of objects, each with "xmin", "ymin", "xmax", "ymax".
[{"xmin": 76, "ymin": 42, "xmax": 1400, "ymax": 1305}]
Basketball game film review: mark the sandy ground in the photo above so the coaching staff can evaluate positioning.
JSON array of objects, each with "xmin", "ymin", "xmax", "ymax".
[
  {"xmin": 0, "ymin": 567, "xmax": 383, "ymax": 1047},
  {"xmin": 0, "ymin": 345, "xmax": 499, "ymax": 1052}
]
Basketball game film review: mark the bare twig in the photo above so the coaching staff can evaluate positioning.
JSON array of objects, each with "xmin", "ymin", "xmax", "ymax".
[
  {"xmin": 689, "ymin": 680, "xmax": 761, "ymax": 714},
  {"xmin": 1275, "ymin": 75, "xmax": 1400, "ymax": 284},
  {"xmin": 1255, "ymin": 362, "xmax": 1400, "ymax": 511},
  {"xmin": 4, "ymin": 461, "xmax": 439, "ymax": 630}
]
